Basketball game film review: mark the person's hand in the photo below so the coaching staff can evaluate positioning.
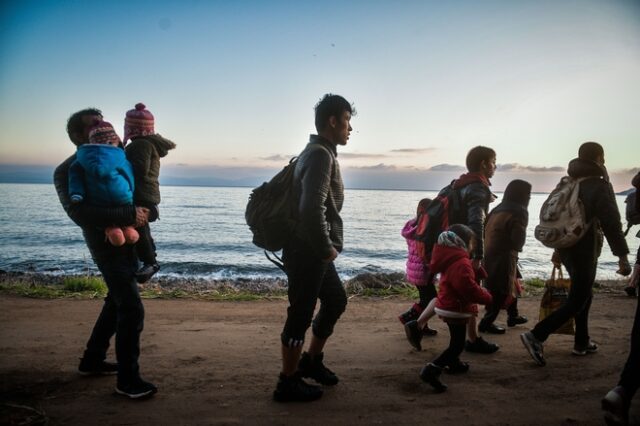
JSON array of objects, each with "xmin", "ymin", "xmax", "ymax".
[
  {"xmin": 551, "ymin": 250, "xmax": 562, "ymax": 268},
  {"xmin": 472, "ymin": 259, "xmax": 482, "ymax": 271},
  {"xmin": 323, "ymin": 247, "xmax": 338, "ymax": 263},
  {"xmin": 135, "ymin": 206, "xmax": 150, "ymax": 227},
  {"xmin": 628, "ymin": 264, "xmax": 640, "ymax": 287},
  {"xmin": 617, "ymin": 256, "xmax": 632, "ymax": 276}
]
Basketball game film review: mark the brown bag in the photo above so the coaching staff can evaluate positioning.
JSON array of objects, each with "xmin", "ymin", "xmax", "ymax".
[{"xmin": 539, "ymin": 266, "xmax": 575, "ymax": 335}]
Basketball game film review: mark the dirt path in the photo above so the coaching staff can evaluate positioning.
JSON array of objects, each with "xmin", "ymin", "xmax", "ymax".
[{"xmin": 1, "ymin": 293, "xmax": 638, "ymax": 425}]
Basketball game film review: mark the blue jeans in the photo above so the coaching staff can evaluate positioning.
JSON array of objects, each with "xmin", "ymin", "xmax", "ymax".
[{"xmin": 83, "ymin": 228, "xmax": 144, "ymax": 384}]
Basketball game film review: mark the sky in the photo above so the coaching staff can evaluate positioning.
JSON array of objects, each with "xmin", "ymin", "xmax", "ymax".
[{"xmin": 0, "ymin": 0, "xmax": 639, "ymax": 191}]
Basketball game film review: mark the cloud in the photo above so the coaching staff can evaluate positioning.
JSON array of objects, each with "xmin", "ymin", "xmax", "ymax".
[
  {"xmin": 259, "ymin": 154, "xmax": 294, "ymax": 161},
  {"xmin": 428, "ymin": 164, "xmax": 466, "ymax": 172},
  {"xmin": 498, "ymin": 163, "xmax": 564, "ymax": 172},
  {"xmin": 340, "ymin": 152, "xmax": 389, "ymax": 159},
  {"xmin": 348, "ymin": 163, "xmax": 398, "ymax": 171},
  {"xmin": 389, "ymin": 148, "xmax": 437, "ymax": 154}
]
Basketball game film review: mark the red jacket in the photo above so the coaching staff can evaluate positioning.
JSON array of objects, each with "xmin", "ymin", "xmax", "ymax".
[{"xmin": 430, "ymin": 244, "xmax": 492, "ymax": 315}]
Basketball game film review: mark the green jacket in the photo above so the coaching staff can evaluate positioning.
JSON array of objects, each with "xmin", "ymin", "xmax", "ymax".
[{"xmin": 125, "ymin": 134, "xmax": 176, "ymax": 206}]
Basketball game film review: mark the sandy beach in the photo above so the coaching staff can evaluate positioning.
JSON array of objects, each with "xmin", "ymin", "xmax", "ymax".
[{"xmin": 1, "ymin": 287, "xmax": 638, "ymax": 426}]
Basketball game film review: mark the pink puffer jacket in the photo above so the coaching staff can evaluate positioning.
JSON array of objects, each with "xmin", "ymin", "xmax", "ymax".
[{"xmin": 402, "ymin": 218, "xmax": 428, "ymax": 286}]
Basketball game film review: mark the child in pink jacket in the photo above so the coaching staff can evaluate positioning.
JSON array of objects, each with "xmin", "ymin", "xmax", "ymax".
[
  {"xmin": 398, "ymin": 198, "xmax": 437, "ymax": 335},
  {"xmin": 419, "ymin": 224, "xmax": 492, "ymax": 392}
]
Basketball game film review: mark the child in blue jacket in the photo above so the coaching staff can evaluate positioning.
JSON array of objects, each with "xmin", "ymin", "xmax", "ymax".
[{"xmin": 69, "ymin": 120, "xmax": 139, "ymax": 246}]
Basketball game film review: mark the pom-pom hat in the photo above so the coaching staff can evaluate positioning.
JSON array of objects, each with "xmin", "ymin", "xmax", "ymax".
[{"xmin": 124, "ymin": 102, "xmax": 155, "ymax": 144}]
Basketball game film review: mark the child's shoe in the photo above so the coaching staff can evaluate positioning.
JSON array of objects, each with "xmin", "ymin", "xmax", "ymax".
[
  {"xmin": 419, "ymin": 363, "xmax": 447, "ymax": 392},
  {"xmin": 422, "ymin": 325, "xmax": 438, "ymax": 336},
  {"xmin": 122, "ymin": 226, "xmax": 139, "ymax": 244},
  {"xmin": 445, "ymin": 359, "xmax": 469, "ymax": 374},
  {"xmin": 135, "ymin": 263, "xmax": 160, "ymax": 283},
  {"xmin": 273, "ymin": 372, "xmax": 323, "ymax": 403},
  {"xmin": 465, "ymin": 337, "xmax": 499, "ymax": 354},
  {"xmin": 404, "ymin": 320, "xmax": 422, "ymax": 351},
  {"xmin": 297, "ymin": 352, "xmax": 338, "ymax": 386},
  {"xmin": 507, "ymin": 315, "xmax": 528, "ymax": 327},
  {"xmin": 398, "ymin": 304, "xmax": 422, "ymax": 325},
  {"xmin": 105, "ymin": 227, "xmax": 125, "ymax": 246}
]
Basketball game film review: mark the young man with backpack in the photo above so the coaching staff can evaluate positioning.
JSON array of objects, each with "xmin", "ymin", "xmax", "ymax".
[
  {"xmin": 272, "ymin": 94, "xmax": 355, "ymax": 403},
  {"xmin": 404, "ymin": 146, "xmax": 501, "ymax": 354},
  {"xmin": 522, "ymin": 142, "xmax": 631, "ymax": 366}
]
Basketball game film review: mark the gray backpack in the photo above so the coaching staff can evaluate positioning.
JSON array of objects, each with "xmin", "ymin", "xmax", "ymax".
[{"xmin": 535, "ymin": 176, "xmax": 591, "ymax": 249}]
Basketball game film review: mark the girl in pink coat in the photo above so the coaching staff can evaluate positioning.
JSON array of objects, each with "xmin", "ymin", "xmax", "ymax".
[{"xmin": 398, "ymin": 198, "xmax": 437, "ymax": 335}]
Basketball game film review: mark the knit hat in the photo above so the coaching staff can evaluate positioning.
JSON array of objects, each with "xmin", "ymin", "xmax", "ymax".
[
  {"xmin": 88, "ymin": 120, "xmax": 122, "ymax": 147},
  {"xmin": 124, "ymin": 102, "xmax": 155, "ymax": 143}
]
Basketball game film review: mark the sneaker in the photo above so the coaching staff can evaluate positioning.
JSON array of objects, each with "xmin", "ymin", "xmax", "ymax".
[
  {"xmin": 78, "ymin": 358, "xmax": 117, "ymax": 376},
  {"xmin": 298, "ymin": 352, "xmax": 338, "ymax": 386},
  {"xmin": 520, "ymin": 332, "xmax": 546, "ymax": 366},
  {"xmin": 478, "ymin": 323, "xmax": 506, "ymax": 334},
  {"xmin": 507, "ymin": 315, "xmax": 528, "ymax": 327},
  {"xmin": 273, "ymin": 373, "xmax": 323, "ymax": 403},
  {"xmin": 624, "ymin": 286, "xmax": 637, "ymax": 298},
  {"xmin": 135, "ymin": 263, "xmax": 160, "ymax": 284},
  {"xmin": 404, "ymin": 320, "xmax": 423, "ymax": 351},
  {"xmin": 115, "ymin": 379, "xmax": 158, "ymax": 399},
  {"xmin": 572, "ymin": 341, "xmax": 598, "ymax": 356},
  {"xmin": 602, "ymin": 386, "xmax": 629, "ymax": 426},
  {"xmin": 465, "ymin": 337, "xmax": 499, "ymax": 354},
  {"xmin": 419, "ymin": 363, "xmax": 447, "ymax": 393},
  {"xmin": 422, "ymin": 325, "xmax": 438, "ymax": 336},
  {"xmin": 445, "ymin": 359, "xmax": 470, "ymax": 375}
]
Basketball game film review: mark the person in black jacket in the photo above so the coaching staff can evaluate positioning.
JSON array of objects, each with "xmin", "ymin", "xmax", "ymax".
[
  {"xmin": 53, "ymin": 108, "xmax": 157, "ymax": 399},
  {"xmin": 602, "ymin": 171, "xmax": 640, "ymax": 426},
  {"xmin": 521, "ymin": 142, "xmax": 631, "ymax": 367},
  {"xmin": 273, "ymin": 94, "xmax": 354, "ymax": 403}
]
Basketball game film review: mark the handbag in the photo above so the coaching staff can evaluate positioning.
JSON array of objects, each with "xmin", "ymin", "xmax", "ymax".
[{"xmin": 538, "ymin": 266, "xmax": 575, "ymax": 335}]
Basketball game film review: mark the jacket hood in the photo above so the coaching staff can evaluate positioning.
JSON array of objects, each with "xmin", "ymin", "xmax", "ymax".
[
  {"xmin": 135, "ymin": 134, "xmax": 176, "ymax": 157},
  {"xmin": 429, "ymin": 244, "xmax": 469, "ymax": 274},
  {"xmin": 452, "ymin": 172, "xmax": 491, "ymax": 189},
  {"xmin": 567, "ymin": 158, "xmax": 608, "ymax": 181},
  {"xmin": 402, "ymin": 218, "xmax": 418, "ymax": 239},
  {"xmin": 76, "ymin": 145, "xmax": 128, "ymax": 178}
]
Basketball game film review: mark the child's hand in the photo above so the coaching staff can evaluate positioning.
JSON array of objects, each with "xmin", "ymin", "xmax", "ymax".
[{"xmin": 617, "ymin": 256, "xmax": 632, "ymax": 277}]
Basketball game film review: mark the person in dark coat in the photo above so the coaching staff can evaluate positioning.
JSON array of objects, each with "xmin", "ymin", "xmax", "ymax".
[
  {"xmin": 478, "ymin": 179, "xmax": 531, "ymax": 334},
  {"xmin": 521, "ymin": 142, "xmax": 631, "ymax": 367}
]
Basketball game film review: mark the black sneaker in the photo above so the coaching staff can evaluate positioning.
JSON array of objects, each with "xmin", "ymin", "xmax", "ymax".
[
  {"xmin": 419, "ymin": 363, "xmax": 447, "ymax": 393},
  {"xmin": 445, "ymin": 359, "xmax": 470, "ymax": 375},
  {"xmin": 465, "ymin": 337, "xmax": 499, "ymax": 354},
  {"xmin": 507, "ymin": 315, "xmax": 528, "ymax": 327},
  {"xmin": 398, "ymin": 307, "xmax": 420, "ymax": 325},
  {"xmin": 135, "ymin": 263, "xmax": 160, "ymax": 284},
  {"xmin": 78, "ymin": 358, "xmax": 117, "ymax": 376},
  {"xmin": 422, "ymin": 325, "xmax": 438, "ymax": 336},
  {"xmin": 478, "ymin": 323, "xmax": 506, "ymax": 334},
  {"xmin": 273, "ymin": 373, "xmax": 323, "ymax": 403},
  {"xmin": 115, "ymin": 379, "xmax": 158, "ymax": 399},
  {"xmin": 520, "ymin": 331, "xmax": 546, "ymax": 366},
  {"xmin": 298, "ymin": 352, "xmax": 338, "ymax": 386},
  {"xmin": 602, "ymin": 386, "xmax": 629, "ymax": 426},
  {"xmin": 404, "ymin": 320, "xmax": 423, "ymax": 351},
  {"xmin": 572, "ymin": 341, "xmax": 598, "ymax": 356}
]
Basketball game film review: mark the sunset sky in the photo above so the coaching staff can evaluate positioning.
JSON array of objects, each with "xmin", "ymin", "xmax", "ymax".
[{"xmin": 1, "ymin": 0, "xmax": 638, "ymax": 191}]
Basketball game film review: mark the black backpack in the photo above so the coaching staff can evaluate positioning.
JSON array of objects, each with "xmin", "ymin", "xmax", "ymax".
[
  {"xmin": 416, "ymin": 183, "xmax": 462, "ymax": 260},
  {"xmin": 624, "ymin": 189, "xmax": 640, "ymax": 236},
  {"xmin": 245, "ymin": 158, "xmax": 298, "ymax": 252}
]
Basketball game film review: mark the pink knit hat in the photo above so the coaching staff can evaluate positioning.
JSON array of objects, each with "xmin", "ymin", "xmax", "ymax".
[
  {"xmin": 88, "ymin": 120, "xmax": 122, "ymax": 147},
  {"xmin": 124, "ymin": 103, "xmax": 155, "ymax": 144}
]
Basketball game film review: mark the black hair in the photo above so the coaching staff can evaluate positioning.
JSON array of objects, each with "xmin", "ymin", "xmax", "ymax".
[
  {"xmin": 66, "ymin": 108, "xmax": 102, "ymax": 146},
  {"xmin": 578, "ymin": 141, "xmax": 604, "ymax": 162},
  {"xmin": 465, "ymin": 146, "xmax": 496, "ymax": 172},
  {"xmin": 314, "ymin": 94, "xmax": 356, "ymax": 132},
  {"xmin": 416, "ymin": 198, "xmax": 432, "ymax": 216},
  {"xmin": 447, "ymin": 224, "xmax": 476, "ymax": 247}
]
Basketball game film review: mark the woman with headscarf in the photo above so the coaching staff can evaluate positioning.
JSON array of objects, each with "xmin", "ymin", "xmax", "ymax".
[{"xmin": 478, "ymin": 179, "xmax": 532, "ymax": 334}]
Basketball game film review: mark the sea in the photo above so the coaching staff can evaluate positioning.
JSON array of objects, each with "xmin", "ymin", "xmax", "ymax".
[{"xmin": 0, "ymin": 183, "xmax": 637, "ymax": 283}]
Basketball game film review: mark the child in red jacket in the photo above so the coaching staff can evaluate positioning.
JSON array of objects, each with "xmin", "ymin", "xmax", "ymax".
[{"xmin": 419, "ymin": 224, "xmax": 493, "ymax": 392}]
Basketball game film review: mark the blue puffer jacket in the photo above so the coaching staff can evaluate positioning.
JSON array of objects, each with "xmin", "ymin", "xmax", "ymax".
[{"xmin": 69, "ymin": 145, "xmax": 135, "ymax": 207}]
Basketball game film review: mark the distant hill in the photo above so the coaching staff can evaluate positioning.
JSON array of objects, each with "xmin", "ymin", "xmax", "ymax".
[
  {"xmin": 617, "ymin": 188, "xmax": 635, "ymax": 196},
  {"xmin": 0, "ymin": 164, "xmax": 54, "ymax": 184}
]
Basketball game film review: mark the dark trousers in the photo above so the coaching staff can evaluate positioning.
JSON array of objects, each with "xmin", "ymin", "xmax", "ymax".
[
  {"xmin": 619, "ymin": 295, "xmax": 640, "ymax": 398},
  {"xmin": 84, "ymin": 234, "xmax": 144, "ymax": 384},
  {"xmin": 417, "ymin": 281, "xmax": 437, "ymax": 310},
  {"xmin": 531, "ymin": 243, "xmax": 597, "ymax": 347},
  {"xmin": 135, "ymin": 223, "xmax": 157, "ymax": 265},
  {"xmin": 480, "ymin": 295, "xmax": 519, "ymax": 327},
  {"xmin": 281, "ymin": 241, "xmax": 348, "ymax": 347},
  {"xmin": 432, "ymin": 322, "xmax": 466, "ymax": 368}
]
